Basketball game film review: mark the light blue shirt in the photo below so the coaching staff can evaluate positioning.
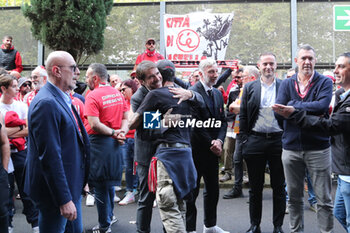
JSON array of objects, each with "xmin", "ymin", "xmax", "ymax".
[
  {"xmin": 48, "ymin": 81, "xmax": 72, "ymax": 109},
  {"xmin": 252, "ymin": 78, "xmax": 282, "ymax": 133}
]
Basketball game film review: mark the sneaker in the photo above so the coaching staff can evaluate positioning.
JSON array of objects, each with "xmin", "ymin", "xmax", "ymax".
[
  {"xmin": 92, "ymin": 225, "xmax": 111, "ymax": 233},
  {"xmin": 32, "ymin": 226, "xmax": 39, "ymax": 233},
  {"xmin": 114, "ymin": 186, "xmax": 122, "ymax": 192},
  {"xmin": 188, "ymin": 231, "xmax": 197, "ymax": 233},
  {"xmin": 119, "ymin": 191, "xmax": 135, "ymax": 205},
  {"xmin": 110, "ymin": 215, "xmax": 118, "ymax": 226},
  {"xmin": 219, "ymin": 173, "xmax": 232, "ymax": 182},
  {"xmin": 310, "ymin": 203, "xmax": 317, "ymax": 213},
  {"xmin": 243, "ymin": 175, "xmax": 249, "ymax": 184},
  {"xmin": 203, "ymin": 225, "xmax": 229, "ymax": 233},
  {"xmin": 223, "ymin": 187, "xmax": 243, "ymax": 199},
  {"xmin": 8, "ymin": 226, "xmax": 13, "ymax": 233},
  {"xmin": 86, "ymin": 194, "xmax": 95, "ymax": 206},
  {"xmin": 114, "ymin": 193, "xmax": 121, "ymax": 202}
]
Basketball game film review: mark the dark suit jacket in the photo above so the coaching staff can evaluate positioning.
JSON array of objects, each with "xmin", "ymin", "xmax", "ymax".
[
  {"xmin": 130, "ymin": 85, "xmax": 158, "ymax": 166},
  {"xmin": 239, "ymin": 78, "xmax": 282, "ymax": 138},
  {"xmin": 24, "ymin": 82, "xmax": 90, "ymax": 208},
  {"xmin": 189, "ymin": 81, "xmax": 227, "ymax": 151}
]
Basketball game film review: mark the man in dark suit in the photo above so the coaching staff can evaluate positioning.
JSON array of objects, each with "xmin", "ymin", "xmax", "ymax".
[
  {"xmin": 24, "ymin": 51, "xmax": 90, "ymax": 233},
  {"xmin": 186, "ymin": 59, "xmax": 228, "ymax": 233},
  {"xmin": 239, "ymin": 53, "xmax": 285, "ymax": 233},
  {"xmin": 131, "ymin": 60, "xmax": 163, "ymax": 233}
]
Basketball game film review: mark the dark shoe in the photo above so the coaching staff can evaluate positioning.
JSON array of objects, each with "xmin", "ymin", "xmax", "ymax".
[
  {"xmin": 223, "ymin": 187, "xmax": 243, "ymax": 199},
  {"xmin": 246, "ymin": 225, "xmax": 261, "ymax": 233},
  {"xmin": 273, "ymin": 226, "xmax": 284, "ymax": 233},
  {"xmin": 219, "ymin": 173, "xmax": 232, "ymax": 182}
]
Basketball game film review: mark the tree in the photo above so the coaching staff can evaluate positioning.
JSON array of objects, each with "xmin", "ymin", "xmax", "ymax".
[{"xmin": 22, "ymin": 0, "xmax": 113, "ymax": 63}]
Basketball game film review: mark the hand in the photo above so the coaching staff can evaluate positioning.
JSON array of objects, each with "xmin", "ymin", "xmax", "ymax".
[
  {"xmin": 60, "ymin": 201, "xmax": 77, "ymax": 221},
  {"xmin": 169, "ymin": 87, "xmax": 193, "ymax": 104},
  {"xmin": 115, "ymin": 131, "xmax": 126, "ymax": 145},
  {"xmin": 272, "ymin": 104, "xmax": 295, "ymax": 118},
  {"xmin": 217, "ymin": 86, "xmax": 225, "ymax": 93},
  {"xmin": 210, "ymin": 139, "xmax": 223, "ymax": 156},
  {"xmin": 228, "ymin": 102, "xmax": 240, "ymax": 114}
]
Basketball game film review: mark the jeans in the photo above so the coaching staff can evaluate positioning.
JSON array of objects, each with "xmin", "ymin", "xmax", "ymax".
[
  {"xmin": 121, "ymin": 138, "xmax": 138, "ymax": 191},
  {"xmin": 38, "ymin": 196, "xmax": 82, "ymax": 233},
  {"xmin": 95, "ymin": 185, "xmax": 115, "ymax": 229},
  {"xmin": 334, "ymin": 177, "xmax": 350, "ymax": 232},
  {"xmin": 305, "ymin": 169, "xmax": 317, "ymax": 206},
  {"xmin": 282, "ymin": 148, "xmax": 333, "ymax": 233}
]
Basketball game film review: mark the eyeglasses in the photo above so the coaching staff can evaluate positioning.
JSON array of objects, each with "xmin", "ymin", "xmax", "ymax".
[
  {"xmin": 31, "ymin": 75, "xmax": 43, "ymax": 80},
  {"xmin": 147, "ymin": 41, "xmax": 155, "ymax": 45},
  {"xmin": 58, "ymin": 65, "xmax": 79, "ymax": 73}
]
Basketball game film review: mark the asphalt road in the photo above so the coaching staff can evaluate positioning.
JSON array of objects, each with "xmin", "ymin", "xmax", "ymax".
[{"xmin": 12, "ymin": 186, "xmax": 344, "ymax": 233}]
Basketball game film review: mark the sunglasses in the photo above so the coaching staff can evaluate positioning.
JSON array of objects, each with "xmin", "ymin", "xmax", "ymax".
[
  {"xmin": 147, "ymin": 41, "xmax": 155, "ymax": 45},
  {"xmin": 22, "ymin": 83, "xmax": 31, "ymax": 87},
  {"xmin": 58, "ymin": 65, "xmax": 79, "ymax": 73}
]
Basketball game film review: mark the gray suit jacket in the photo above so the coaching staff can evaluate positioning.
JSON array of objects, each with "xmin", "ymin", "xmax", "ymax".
[{"xmin": 130, "ymin": 86, "xmax": 158, "ymax": 166}]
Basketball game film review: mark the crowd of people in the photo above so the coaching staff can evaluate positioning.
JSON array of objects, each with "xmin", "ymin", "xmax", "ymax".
[{"xmin": 0, "ymin": 34, "xmax": 350, "ymax": 233}]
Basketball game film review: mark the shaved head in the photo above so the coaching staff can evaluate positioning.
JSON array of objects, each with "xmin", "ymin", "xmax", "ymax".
[
  {"xmin": 45, "ymin": 51, "xmax": 79, "ymax": 92},
  {"xmin": 46, "ymin": 51, "xmax": 73, "ymax": 78}
]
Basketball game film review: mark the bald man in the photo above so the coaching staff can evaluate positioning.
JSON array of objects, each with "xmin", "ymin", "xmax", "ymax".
[{"xmin": 24, "ymin": 51, "xmax": 90, "ymax": 233}]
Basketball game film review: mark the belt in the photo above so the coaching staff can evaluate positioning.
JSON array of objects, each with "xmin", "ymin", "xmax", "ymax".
[
  {"xmin": 250, "ymin": 131, "xmax": 282, "ymax": 139},
  {"xmin": 158, "ymin": 142, "xmax": 190, "ymax": 149}
]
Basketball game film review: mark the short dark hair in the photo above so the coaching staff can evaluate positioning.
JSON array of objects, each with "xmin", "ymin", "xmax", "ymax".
[
  {"xmin": 297, "ymin": 44, "xmax": 315, "ymax": 56},
  {"xmin": 0, "ymin": 73, "xmax": 15, "ymax": 93},
  {"xmin": 122, "ymin": 79, "xmax": 138, "ymax": 94},
  {"xmin": 136, "ymin": 61, "xmax": 157, "ymax": 81},
  {"xmin": 259, "ymin": 52, "xmax": 276, "ymax": 61},
  {"xmin": 88, "ymin": 63, "xmax": 108, "ymax": 81},
  {"xmin": 339, "ymin": 52, "xmax": 350, "ymax": 64}
]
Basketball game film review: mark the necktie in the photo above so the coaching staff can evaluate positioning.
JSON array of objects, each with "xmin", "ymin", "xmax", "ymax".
[
  {"xmin": 207, "ymin": 90, "xmax": 213, "ymax": 98},
  {"xmin": 207, "ymin": 90, "xmax": 214, "ymax": 113}
]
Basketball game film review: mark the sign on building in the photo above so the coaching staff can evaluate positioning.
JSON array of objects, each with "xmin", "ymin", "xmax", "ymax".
[
  {"xmin": 334, "ymin": 5, "xmax": 350, "ymax": 31},
  {"xmin": 164, "ymin": 12, "xmax": 234, "ymax": 64}
]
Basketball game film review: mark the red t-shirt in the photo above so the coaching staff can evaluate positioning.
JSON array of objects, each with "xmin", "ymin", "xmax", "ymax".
[
  {"xmin": 24, "ymin": 90, "xmax": 37, "ymax": 106},
  {"xmin": 135, "ymin": 52, "xmax": 164, "ymax": 66},
  {"xmin": 84, "ymin": 86, "xmax": 127, "ymax": 135},
  {"xmin": 70, "ymin": 94, "xmax": 85, "ymax": 123}
]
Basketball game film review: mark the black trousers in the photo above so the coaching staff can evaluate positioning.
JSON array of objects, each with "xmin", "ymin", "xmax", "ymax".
[
  {"xmin": 186, "ymin": 148, "xmax": 219, "ymax": 231},
  {"xmin": 243, "ymin": 134, "xmax": 286, "ymax": 227},
  {"xmin": 9, "ymin": 149, "xmax": 39, "ymax": 227},
  {"xmin": 0, "ymin": 165, "xmax": 9, "ymax": 232}
]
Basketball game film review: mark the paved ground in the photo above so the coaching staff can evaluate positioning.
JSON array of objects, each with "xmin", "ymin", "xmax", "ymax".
[{"xmin": 12, "ymin": 185, "xmax": 344, "ymax": 233}]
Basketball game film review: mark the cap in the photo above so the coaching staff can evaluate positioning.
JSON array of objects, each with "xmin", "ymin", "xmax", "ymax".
[
  {"xmin": 18, "ymin": 77, "xmax": 32, "ymax": 88},
  {"xmin": 146, "ymin": 38, "xmax": 155, "ymax": 44},
  {"xmin": 157, "ymin": 60, "xmax": 176, "ymax": 80},
  {"xmin": 130, "ymin": 70, "xmax": 136, "ymax": 78}
]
